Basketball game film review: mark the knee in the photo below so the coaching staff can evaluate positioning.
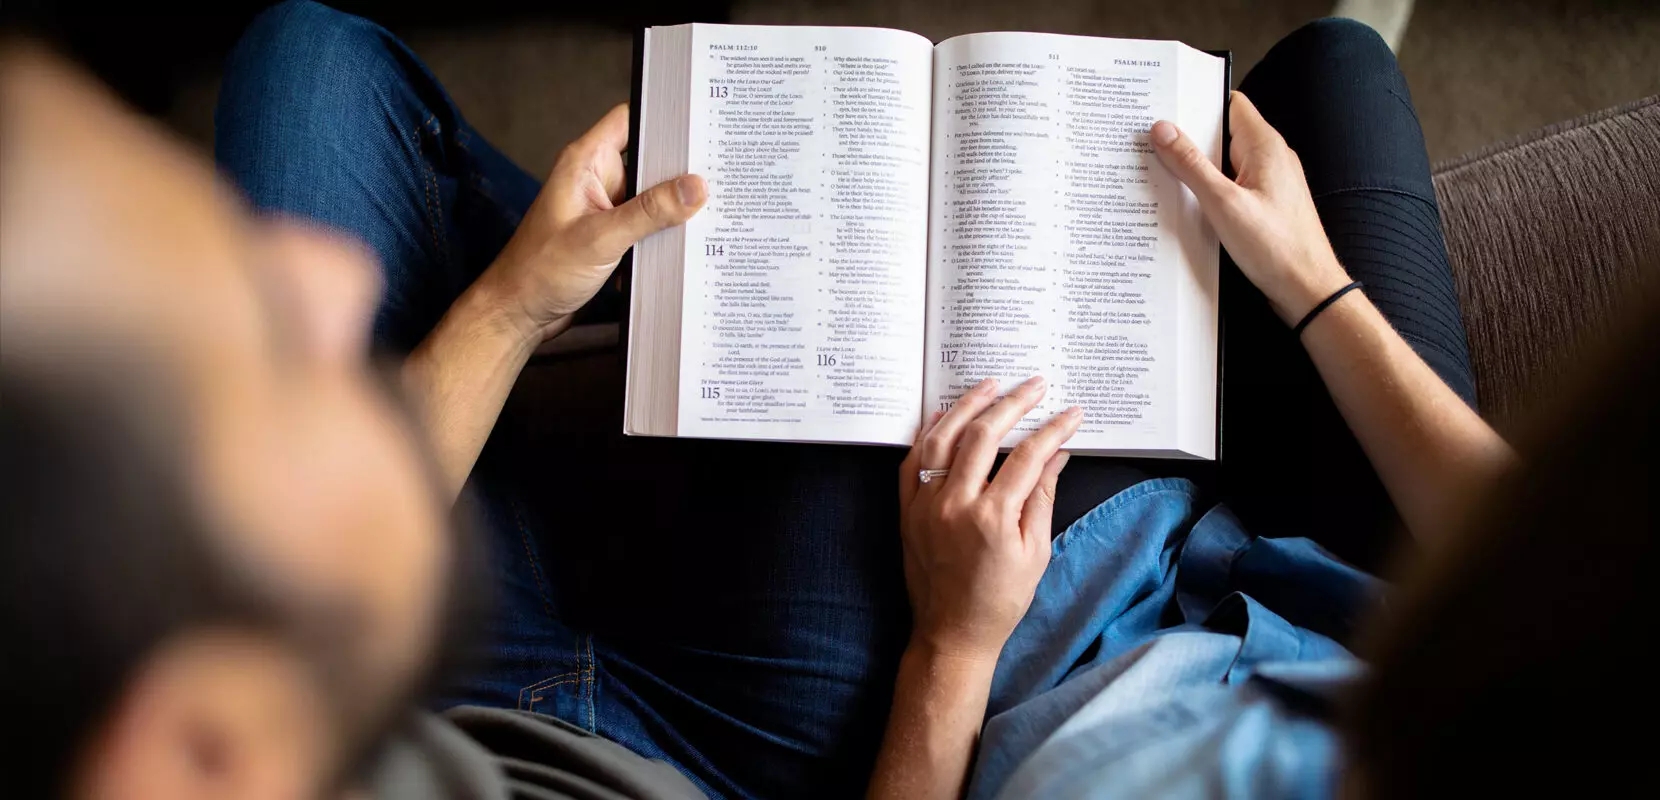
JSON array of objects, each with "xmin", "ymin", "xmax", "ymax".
[
  {"xmin": 215, "ymin": 1, "xmax": 417, "ymax": 193},
  {"xmin": 216, "ymin": 1, "xmax": 402, "ymax": 142},
  {"xmin": 1244, "ymin": 16, "xmax": 1402, "ymax": 100},
  {"xmin": 1270, "ymin": 17, "xmax": 1396, "ymax": 72}
]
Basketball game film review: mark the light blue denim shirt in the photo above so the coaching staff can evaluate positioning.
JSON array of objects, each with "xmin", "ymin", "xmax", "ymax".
[{"xmin": 969, "ymin": 478, "xmax": 1384, "ymax": 800}]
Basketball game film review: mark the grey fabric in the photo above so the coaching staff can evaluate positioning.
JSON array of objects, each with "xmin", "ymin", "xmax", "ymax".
[
  {"xmin": 370, "ymin": 709, "xmax": 707, "ymax": 800},
  {"xmin": 1432, "ymin": 95, "xmax": 1660, "ymax": 430},
  {"xmin": 371, "ymin": 713, "xmax": 510, "ymax": 800}
]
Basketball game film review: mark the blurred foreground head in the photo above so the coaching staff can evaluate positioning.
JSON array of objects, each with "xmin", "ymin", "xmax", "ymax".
[
  {"xmin": 1345, "ymin": 283, "xmax": 1658, "ymax": 794},
  {"xmin": 1, "ymin": 42, "xmax": 464, "ymax": 799}
]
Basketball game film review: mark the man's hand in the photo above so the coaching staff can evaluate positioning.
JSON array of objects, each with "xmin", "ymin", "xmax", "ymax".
[
  {"xmin": 898, "ymin": 376, "xmax": 1080, "ymax": 663},
  {"xmin": 1150, "ymin": 91, "xmax": 1351, "ymax": 325},
  {"xmin": 482, "ymin": 103, "xmax": 707, "ymax": 343},
  {"xmin": 404, "ymin": 104, "xmax": 704, "ymax": 499}
]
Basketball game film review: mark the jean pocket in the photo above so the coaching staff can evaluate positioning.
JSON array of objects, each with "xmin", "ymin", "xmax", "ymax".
[{"xmin": 518, "ymin": 670, "xmax": 579, "ymax": 715}]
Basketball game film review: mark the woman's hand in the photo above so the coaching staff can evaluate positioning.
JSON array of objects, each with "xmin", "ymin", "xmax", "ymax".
[
  {"xmin": 1149, "ymin": 91, "xmax": 1351, "ymax": 325},
  {"xmin": 871, "ymin": 378, "xmax": 1080, "ymax": 799},
  {"xmin": 482, "ymin": 104, "xmax": 707, "ymax": 343},
  {"xmin": 1150, "ymin": 92, "xmax": 1517, "ymax": 549},
  {"xmin": 897, "ymin": 376, "xmax": 1081, "ymax": 663}
]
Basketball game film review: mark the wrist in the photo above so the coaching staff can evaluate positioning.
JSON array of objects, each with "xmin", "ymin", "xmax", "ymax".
[
  {"xmin": 904, "ymin": 632, "xmax": 1002, "ymax": 675},
  {"xmin": 470, "ymin": 264, "xmax": 572, "ymax": 348},
  {"xmin": 1269, "ymin": 252, "xmax": 1352, "ymax": 327}
]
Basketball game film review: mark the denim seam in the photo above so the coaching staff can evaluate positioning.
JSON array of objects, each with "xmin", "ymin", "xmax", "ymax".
[
  {"xmin": 416, "ymin": 113, "xmax": 447, "ymax": 259},
  {"xmin": 522, "ymin": 670, "xmax": 580, "ymax": 691},
  {"xmin": 452, "ymin": 129, "xmax": 486, "ymax": 208},
  {"xmin": 414, "ymin": 122, "xmax": 436, "ymax": 248},
  {"xmin": 527, "ymin": 680, "xmax": 578, "ymax": 707},
  {"xmin": 1219, "ymin": 532, "xmax": 1252, "ymax": 587},
  {"xmin": 583, "ymin": 635, "xmax": 596, "ymax": 732},
  {"xmin": 454, "ymin": 126, "xmax": 524, "ymax": 229},
  {"xmin": 1310, "ymin": 184, "xmax": 1439, "ymax": 207},
  {"xmin": 1385, "ymin": 85, "xmax": 1424, "ymax": 128},
  {"xmin": 518, "ymin": 671, "xmax": 579, "ymax": 710},
  {"xmin": 1056, "ymin": 478, "xmax": 1198, "ymax": 554},
  {"xmin": 510, "ymin": 500, "xmax": 556, "ymax": 621},
  {"xmin": 1076, "ymin": 477, "xmax": 1198, "ymax": 523},
  {"xmin": 1098, "ymin": 477, "xmax": 1197, "ymax": 512}
]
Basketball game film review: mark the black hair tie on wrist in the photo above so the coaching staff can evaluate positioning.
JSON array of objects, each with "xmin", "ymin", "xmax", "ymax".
[{"xmin": 1292, "ymin": 280, "xmax": 1363, "ymax": 337}]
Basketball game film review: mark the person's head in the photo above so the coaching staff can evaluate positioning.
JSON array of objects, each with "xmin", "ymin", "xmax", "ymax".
[
  {"xmin": 2, "ymin": 42, "xmax": 471, "ymax": 799},
  {"xmin": 1344, "ymin": 284, "xmax": 1660, "ymax": 794}
]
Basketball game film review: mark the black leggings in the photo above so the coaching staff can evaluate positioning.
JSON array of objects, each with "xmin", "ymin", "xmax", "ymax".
[{"xmin": 1053, "ymin": 18, "xmax": 1477, "ymax": 572}]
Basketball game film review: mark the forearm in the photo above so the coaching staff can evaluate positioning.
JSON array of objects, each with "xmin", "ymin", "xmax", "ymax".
[
  {"xmin": 1143, "ymin": 99, "xmax": 1513, "ymax": 546},
  {"xmin": 1299, "ymin": 287, "xmax": 1516, "ymax": 546},
  {"xmin": 402, "ymin": 270, "xmax": 563, "ymax": 501},
  {"xmin": 868, "ymin": 643, "xmax": 998, "ymax": 800}
]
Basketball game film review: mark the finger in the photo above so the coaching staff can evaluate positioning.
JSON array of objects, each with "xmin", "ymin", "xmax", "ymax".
[
  {"xmin": 1018, "ymin": 450, "xmax": 1071, "ymax": 544},
  {"xmin": 552, "ymin": 105, "xmax": 632, "ymax": 207},
  {"xmin": 602, "ymin": 156, "xmax": 627, "ymax": 206},
  {"xmin": 900, "ymin": 410, "xmax": 945, "ymax": 508},
  {"xmin": 555, "ymin": 104, "xmax": 631, "ymax": 179},
  {"xmin": 1149, "ymin": 118, "xmax": 1234, "ymax": 208},
  {"xmin": 916, "ymin": 378, "xmax": 999, "ymax": 470},
  {"xmin": 989, "ymin": 407, "xmax": 1082, "ymax": 510},
  {"xmin": 1225, "ymin": 91, "xmax": 1288, "ymax": 165},
  {"xmin": 578, "ymin": 103, "xmax": 631, "ymax": 157},
  {"xmin": 580, "ymin": 174, "xmax": 707, "ymax": 261},
  {"xmin": 948, "ymin": 375, "xmax": 1049, "ymax": 492}
]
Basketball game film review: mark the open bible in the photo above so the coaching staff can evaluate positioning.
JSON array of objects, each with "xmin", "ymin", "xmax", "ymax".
[{"xmin": 625, "ymin": 24, "xmax": 1228, "ymax": 459}]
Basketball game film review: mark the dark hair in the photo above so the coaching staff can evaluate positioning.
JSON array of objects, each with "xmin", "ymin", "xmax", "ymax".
[
  {"xmin": 1, "ymin": 355, "xmax": 488, "ymax": 795},
  {"xmin": 1347, "ymin": 289, "xmax": 1659, "ymax": 795},
  {"xmin": 0, "ymin": 366, "xmax": 290, "ymax": 798}
]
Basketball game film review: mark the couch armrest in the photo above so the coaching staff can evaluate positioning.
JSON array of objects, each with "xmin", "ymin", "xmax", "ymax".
[{"xmin": 1433, "ymin": 95, "xmax": 1660, "ymax": 430}]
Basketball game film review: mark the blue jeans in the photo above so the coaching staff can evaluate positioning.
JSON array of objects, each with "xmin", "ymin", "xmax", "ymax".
[{"xmin": 216, "ymin": 4, "xmax": 909, "ymax": 797}]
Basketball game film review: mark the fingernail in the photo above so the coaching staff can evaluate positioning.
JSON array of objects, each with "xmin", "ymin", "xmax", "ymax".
[
  {"xmin": 1021, "ymin": 375, "xmax": 1046, "ymax": 392},
  {"xmin": 1066, "ymin": 406, "xmax": 1083, "ymax": 419},
  {"xmin": 677, "ymin": 175, "xmax": 706, "ymax": 205},
  {"xmin": 975, "ymin": 377, "xmax": 997, "ymax": 393},
  {"xmin": 1151, "ymin": 121, "xmax": 1178, "ymax": 147}
]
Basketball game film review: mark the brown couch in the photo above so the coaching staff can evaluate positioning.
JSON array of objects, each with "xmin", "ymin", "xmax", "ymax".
[{"xmin": 1433, "ymin": 95, "xmax": 1660, "ymax": 431}]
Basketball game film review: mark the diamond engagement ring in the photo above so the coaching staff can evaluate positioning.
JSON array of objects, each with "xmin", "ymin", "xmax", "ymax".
[{"xmin": 918, "ymin": 469, "xmax": 951, "ymax": 484}]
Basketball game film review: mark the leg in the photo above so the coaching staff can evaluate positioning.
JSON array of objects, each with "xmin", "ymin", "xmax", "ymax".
[
  {"xmin": 214, "ymin": 0, "xmax": 591, "ymax": 745},
  {"xmin": 1221, "ymin": 18, "xmax": 1477, "ymax": 569},
  {"xmin": 216, "ymin": 5, "xmax": 910, "ymax": 797},
  {"xmin": 215, "ymin": 0, "xmax": 540, "ymax": 355},
  {"xmin": 500, "ymin": 424, "xmax": 911, "ymax": 798}
]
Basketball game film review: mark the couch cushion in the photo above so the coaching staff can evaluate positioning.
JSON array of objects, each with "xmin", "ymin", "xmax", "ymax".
[{"xmin": 1433, "ymin": 95, "xmax": 1660, "ymax": 430}]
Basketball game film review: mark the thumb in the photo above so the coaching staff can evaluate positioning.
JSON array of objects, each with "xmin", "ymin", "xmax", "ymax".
[
  {"xmin": 588, "ymin": 174, "xmax": 707, "ymax": 259},
  {"xmin": 1019, "ymin": 451, "xmax": 1071, "ymax": 543},
  {"xmin": 1149, "ymin": 119, "xmax": 1234, "ymax": 208}
]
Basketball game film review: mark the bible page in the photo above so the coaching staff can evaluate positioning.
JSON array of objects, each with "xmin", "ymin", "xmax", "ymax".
[
  {"xmin": 924, "ymin": 33, "xmax": 1223, "ymax": 458},
  {"xmin": 675, "ymin": 25, "xmax": 934, "ymax": 445}
]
